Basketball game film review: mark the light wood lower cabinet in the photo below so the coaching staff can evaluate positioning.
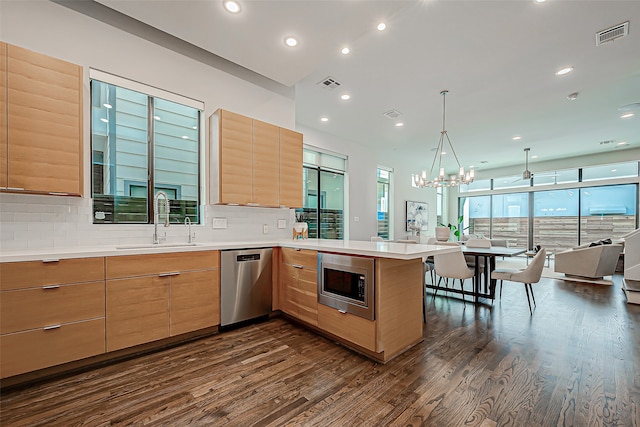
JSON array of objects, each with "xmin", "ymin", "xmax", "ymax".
[
  {"xmin": 0, "ymin": 257, "xmax": 106, "ymax": 379},
  {"xmin": 317, "ymin": 304, "xmax": 377, "ymax": 352},
  {"xmin": 279, "ymin": 248, "xmax": 318, "ymax": 326},
  {"xmin": 106, "ymin": 251, "xmax": 220, "ymax": 352}
]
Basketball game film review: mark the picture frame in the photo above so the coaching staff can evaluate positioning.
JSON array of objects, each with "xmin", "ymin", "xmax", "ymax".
[{"xmin": 406, "ymin": 200, "xmax": 429, "ymax": 232}]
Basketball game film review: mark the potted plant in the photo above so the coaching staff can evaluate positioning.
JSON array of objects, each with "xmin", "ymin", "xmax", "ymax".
[{"xmin": 439, "ymin": 215, "xmax": 468, "ymax": 241}]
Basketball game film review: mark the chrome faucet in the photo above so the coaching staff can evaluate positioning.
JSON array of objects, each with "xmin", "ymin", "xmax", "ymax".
[
  {"xmin": 153, "ymin": 191, "xmax": 170, "ymax": 244},
  {"xmin": 185, "ymin": 217, "xmax": 195, "ymax": 243}
]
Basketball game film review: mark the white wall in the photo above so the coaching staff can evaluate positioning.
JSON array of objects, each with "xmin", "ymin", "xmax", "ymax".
[{"xmin": 0, "ymin": 0, "xmax": 297, "ymax": 250}]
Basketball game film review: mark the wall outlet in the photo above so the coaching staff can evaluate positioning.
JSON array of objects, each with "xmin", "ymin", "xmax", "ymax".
[
  {"xmin": 277, "ymin": 219, "xmax": 287, "ymax": 229},
  {"xmin": 212, "ymin": 218, "xmax": 227, "ymax": 229},
  {"xmin": 263, "ymin": 224, "xmax": 269, "ymax": 234}
]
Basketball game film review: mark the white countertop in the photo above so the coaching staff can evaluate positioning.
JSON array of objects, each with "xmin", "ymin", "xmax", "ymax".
[{"xmin": 0, "ymin": 239, "xmax": 459, "ymax": 262}]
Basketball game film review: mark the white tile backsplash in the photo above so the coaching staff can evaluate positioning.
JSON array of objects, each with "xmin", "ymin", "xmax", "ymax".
[{"xmin": 0, "ymin": 193, "xmax": 296, "ymax": 251}]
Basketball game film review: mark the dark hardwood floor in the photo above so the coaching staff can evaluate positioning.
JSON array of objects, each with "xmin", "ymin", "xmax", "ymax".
[{"xmin": 1, "ymin": 275, "xmax": 639, "ymax": 426}]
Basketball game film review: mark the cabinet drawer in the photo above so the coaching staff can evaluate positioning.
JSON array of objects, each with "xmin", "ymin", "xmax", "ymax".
[
  {"xmin": 106, "ymin": 250, "xmax": 219, "ymax": 279},
  {"xmin": 281, "ymin": 248, "xmax": 317, "ymax": 269},
  {"xmin": 0, "ymin": 318, "xmax": 106, "ymax": 378},
  {"xmin": 297, "ymin": 268, "xmax": 317, "ymax": 293},
  {"xmin": 0, "ymin": 257, "xmax": 104, "ymax": 290},
  {"xmin": 0, "ymin": 281, "xmax": 105, "ymax": 334},
  {"xmin": 318, "ymin": 304, "xmax": 376, "ymax": 352}
]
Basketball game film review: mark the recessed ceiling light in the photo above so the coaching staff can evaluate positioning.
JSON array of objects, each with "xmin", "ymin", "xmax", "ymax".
[
  {"xmin": 531, "ymin": 155, "xmax": 539, "ymax": 159},
  {"xmin": 223, "ymin": 1, "xmax": 240, "ymax": 13},
  {"xmin": 617, "ymin": 141, "xmax": 628, "ymax": 146},
  {"xmin": 441, "ymin": 151, "xmax": 447, "ymax": 155},
  {"xmin": 555, "ymin": 66, "xmax": 574, "ymax": 76},
  {"xmin": 377, "ymin": 22, "xmax": 387, "ymax": 31},
  {"xmin": 395, "ymin": 122, "xmax": 404, "ymax": 127},
  {"xmin": 340, "ymin": 94, "xmax": 351, "ymax": 101},
  {"xmin": 103, "ymin": 103, "xmax": 112, "ymax": 109},
  {"xmin": 621, "ymin": 112, "xmax": 635, "ymax": 119},
  {"xmin": 341, "ymin": 47, "xmax": 350, "ymax": 55},
  {"xmin": 535, "ymin": 0, "xmax": 546, "ymax": 3},
  {"xmin": 154, "ymin": 116, "xmax": 161, "ymax": 121},
  {"xmin": 284, "ymin": 37, "xmax": 298, "ymax": 47},
  {"xmin": 320, "ymin": 117, "xmax": 329, "ymax": 122},
  {"xmin": 192, "ymin": 126, "xmax": 197, "ymax": 129},
  {"xmin": 512, "ymin": 136, "xmax": 522, "ymax": 141},
  {"xmin": 611, "ymin": 169, "xmax": 617, "ymax": 172},
  {"xmin": 567, "ymin": 92, "xmax": 579, "ymax": 101},
  {"xmin": 181, "ymin": 136, "xmax": 189, "ymax": 139}
]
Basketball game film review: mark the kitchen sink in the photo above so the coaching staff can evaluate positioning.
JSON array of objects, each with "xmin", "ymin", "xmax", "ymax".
[{"xmin": 116, "ymin": 242, "xmax": 202, "ymax": 250}]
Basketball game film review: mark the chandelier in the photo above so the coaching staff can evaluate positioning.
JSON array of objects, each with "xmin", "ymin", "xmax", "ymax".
[{"xmin": 413, "ymin": 90, "xmax": 475, "ymax": 188}]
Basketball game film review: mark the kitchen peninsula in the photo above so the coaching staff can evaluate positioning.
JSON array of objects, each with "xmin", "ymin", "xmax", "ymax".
[{"xmin": 0, "ymin": 240, "xmax": 457, "ymax": 384}]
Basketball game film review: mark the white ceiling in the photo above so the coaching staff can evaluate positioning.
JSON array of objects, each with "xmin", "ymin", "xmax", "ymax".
[{"xmin": 95, "ymin": 0, "xmax": 640, "ymax": 172}]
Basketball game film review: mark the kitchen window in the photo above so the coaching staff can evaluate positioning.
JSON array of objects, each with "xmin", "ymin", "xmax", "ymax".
[{"xmin": 90, "ymin": 71, "xmax": 203, "ymax": 224}]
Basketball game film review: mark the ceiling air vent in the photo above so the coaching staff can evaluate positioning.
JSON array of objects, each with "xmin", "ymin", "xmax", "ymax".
[
  {"xmin": 595, "ymin": 21, "xmax": 629, "ymax": 46},
  {"xmin": 383, "ymin": 109, "xmax": 402, "ymax": 119},
  {"xmin": 599, "ymin": 140, "xmax": 615, "ymax": 145},
  {"xmin": 317, "ymin": 76, "xmax": 341, "ymax": 90}
]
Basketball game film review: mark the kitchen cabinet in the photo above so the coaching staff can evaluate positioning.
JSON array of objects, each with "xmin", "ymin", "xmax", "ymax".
[
  {"xmin": 0, "ymin": 257, "xmax": 105, "ymax": 378},
  {"xmin": 278, "ymin": 127, "xmax": 303, "ymax": 208},
  {"xmin": 105, "ymin": 251, "xmax": 220, "ymax": 352},
  {"xmin": 317, "ymin": 304, "xmax": 376, "ymax": 351},
  {"xmin": 1, "ymin": 43, "xmax": 83, "ymax": 196},
  {"xmin": 211, "ymin": 109, "xmax": 302, "ymax": 207},
  {"xmin": 279, "ymin": 248, "xmax": 318, "ymax": 326},
  {"xmin": 0, "ymin": 42, "xmax": 6, "ymax": 189}
]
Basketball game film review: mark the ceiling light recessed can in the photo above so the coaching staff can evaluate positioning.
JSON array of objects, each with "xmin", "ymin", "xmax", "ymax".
[
  {"xmin": 531, "ymin": 155, "xmax": 539, "ymax": 159},
  {"xmin": 555, "ymin": 66, "xmax": 574, "ymax": 76},
  {"xmin": 320, "ymin": 117, "xmax": 329, "ymax": 122},
  {"xmin": 395, "ymin": 122, "xmax": 404, "ymax": 127},
  {"xmin": 377, "ymin": 22, "xmax": 386, "ymax": 31},
  {"xmin": 512, "ymin": 136, "xmax": 522, "ymax": 141},
  {"xmin": 341, "ymin": 47, "xmax": 350, "ymax": 55},
  {"xmin": 621, "ymin": 112, "xmax": 635, "ymax": 119},
  {"xmin": 340, "ymin": 94, "xmax": 350, "ymax": 101},
  {"xmin": 567, "ymin": 92, "xmax": 579, "ymax": 101},
  {"xmin": 284, "ymin": 37, "xmax": 298, "ymax": 47},
  {"xmin": 223, "ymin": 0, "xmax": 240, "ymax": 13},
  {"xmin": 617, "ymin": 141, "xmax": 628, "ymax": 145}
]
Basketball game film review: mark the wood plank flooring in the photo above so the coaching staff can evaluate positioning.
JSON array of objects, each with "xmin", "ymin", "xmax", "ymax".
[{"xmin": 1, "ymin": 275, "xmax": 639, "ymax": 426}]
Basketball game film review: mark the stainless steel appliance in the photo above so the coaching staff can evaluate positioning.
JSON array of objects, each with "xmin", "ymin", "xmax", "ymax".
[
  {"xmin": 318, "ymin": 253, "xmax": 375, "ymax": 320},
  {"xmin": 221, "ymin": 248, "xmax": 273, "ymax": 326}
]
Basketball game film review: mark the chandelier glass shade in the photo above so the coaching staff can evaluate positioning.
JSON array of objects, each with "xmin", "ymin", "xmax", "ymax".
[{"xmin": 413, "ymin": 90, "xmax": 475, "ymax": 188}]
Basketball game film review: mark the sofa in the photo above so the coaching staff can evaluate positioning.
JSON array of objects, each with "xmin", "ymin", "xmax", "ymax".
[{"xmin": 554, "ymin": 243, "xmax": 624, "ymax": 280}]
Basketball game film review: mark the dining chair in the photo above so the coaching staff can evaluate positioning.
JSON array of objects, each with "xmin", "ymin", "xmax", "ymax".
[
  {"xmin": 465, "ymin": 238, "xmax": 491, "ymax": 281},
  {"xmin": 491, "ymin": 248, "xmax": 546, "ymax": 314},
  {"xmin": 433, "ymin": 248, "xmax": 475, "ymax": 305}
]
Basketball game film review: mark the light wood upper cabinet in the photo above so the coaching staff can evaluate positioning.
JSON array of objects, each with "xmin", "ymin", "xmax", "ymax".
[
  {"xmin": 279, "ymin": 127, "xmax": 303, "ymax": 208},
  {"xmin": 4, "ymin": 44, "xmax": 83, "ymax": 195},
  {"xmin": 252, "ymin": 119, "xmax": 279, "ymax": 206},
  {"xmin": 218, "ymin": 109, "xmax": 253, "ymax": 205},
  {"xmin": 0, "ymin": 42, "xmax": 7, "ymax": 189},
  {"xmin": 211, "ymin": 109, "xmax": 303, "ymax": 208}
]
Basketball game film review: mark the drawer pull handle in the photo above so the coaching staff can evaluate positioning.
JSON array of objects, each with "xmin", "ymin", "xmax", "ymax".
[
  {"xmin": 292, "ymin": 264, "xmax": 303, "ymax": 269},
  {"xmin": 338, "ymin": 309, "xmax": 347, "ymax": 314},
  {"xmin": 44, "ymin": 324, "xmax": 61, "ymax": 331},
  {"xmin": 42, "ymin": 259, "xmax": 60, "ymax": 263},
  {"xmin": 159, "ymin": 272, "xmax": 181, "ymax": 277},
  {"xmin": 42, "ymin": 285, "xmax": 60, "ymax": 290}
]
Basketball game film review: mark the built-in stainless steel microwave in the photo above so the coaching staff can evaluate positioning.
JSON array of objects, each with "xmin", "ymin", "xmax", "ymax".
[{"xmin": 317, "ymin": 253, "xmax": 375, "ymax": 320}]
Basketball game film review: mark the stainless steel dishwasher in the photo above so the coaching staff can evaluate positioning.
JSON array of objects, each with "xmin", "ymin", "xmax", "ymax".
[{"xmin": 220, "ymin": 248, "xmax": 273, "ymax": 326}]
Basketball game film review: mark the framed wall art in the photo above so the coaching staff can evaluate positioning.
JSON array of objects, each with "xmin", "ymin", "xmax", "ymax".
[{"xmin": 406, "ymin": 200, "xmax": 428, "ymax": 232}]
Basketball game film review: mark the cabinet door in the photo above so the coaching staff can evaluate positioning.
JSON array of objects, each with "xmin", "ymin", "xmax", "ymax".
[
  {"xmin": 170, "ymin": 269, "xmax": 220, "ymax": 336},
  {"xmin": 0, "ymin": 42, "xmax": 6, "ymax": 189},
  {"xmin": 318, "ymin": 304, "xmax": 377, "ymax": 352},
  {"xmin": 219, "ymin": 109, "xmax": 252, "ymax": 204},
  {"xmin": 252, "ymin": 119, "xmax": 279, "ymax": 206},
  {"xmin": 278, "ymin": 127, "xmax": 303, "ymax": 208},
  {"xmin": 280, "ymin": 263, "xmax": 299, "ymax": 317},
  {"xmin": 7, "ymin": 44, "xmax": 82, "ymax": 195},
  {"xmin": 296, "ymin": 267, "xmax": 318, "ymax": 326},
  {"xmin": 106, "ymin": 276, "xmax": 169, "ymax": 352}
]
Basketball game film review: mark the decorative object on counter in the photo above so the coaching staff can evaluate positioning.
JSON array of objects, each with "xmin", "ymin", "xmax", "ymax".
[
  {"xmin": 293, "ymin": 212, "xmax": 308, "ymax": 240},
  {"xmin": 440, "ymin": 215, "xmax": 467, "ymax": 241},
  {"xmin": 412, "ymin": 90, "xmax": 475, "ymax": 188},
  {"xmin": 406, "ymin": 201, "xmax": 428, "ymax": 234}
]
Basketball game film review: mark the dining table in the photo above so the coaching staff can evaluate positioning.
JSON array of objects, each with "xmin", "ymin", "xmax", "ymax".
[{"xmin": 426, "ymin": 245, "xmax": 527, "ymax": 303}]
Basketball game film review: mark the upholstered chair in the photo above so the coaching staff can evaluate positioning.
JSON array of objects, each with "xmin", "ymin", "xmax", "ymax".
[{"xmin": 492, "ymin": 248, "xmax": 546, "ymax": 314}]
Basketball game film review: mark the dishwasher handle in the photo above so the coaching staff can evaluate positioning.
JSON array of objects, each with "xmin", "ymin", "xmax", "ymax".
[{"xmin": 236, "ymin": 253, "xmax": 261, "ymax": 262}]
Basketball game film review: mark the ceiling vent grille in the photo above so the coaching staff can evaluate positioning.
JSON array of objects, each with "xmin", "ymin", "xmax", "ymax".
[
  {"xmin": 317, "ymin": 76, "xmax": 341, "ymax": 90},
  {"xmin": 383, "ymin": 109, "xmax": 402, "ymax": 119},
  {"xmin": 599, "ymin": 140, "xmax": 615, "ymax": 145},
  {"xmin": 595, "ymin": 21, "xmax": 629, "ymax": 46}
]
